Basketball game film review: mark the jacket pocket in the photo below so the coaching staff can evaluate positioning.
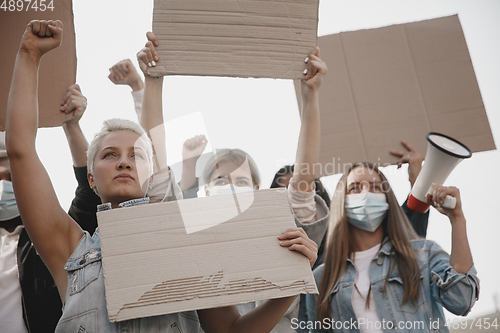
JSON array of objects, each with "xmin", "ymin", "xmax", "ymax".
[
  {"xmin": 386, "ymin": 274, "xmax": 427, "ymax": 315},
  {"xmin": 56, "ymin": 309, "xmax": 97, "ymax": 333},
  {"xmin": 64, "ymin": 248, "xmax": 102, "ymax": 296}
]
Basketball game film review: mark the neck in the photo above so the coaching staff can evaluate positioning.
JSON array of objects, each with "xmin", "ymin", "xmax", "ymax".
[{"xmin": 349, "ymin": 225, "xmax": 384, "ymax": 252}]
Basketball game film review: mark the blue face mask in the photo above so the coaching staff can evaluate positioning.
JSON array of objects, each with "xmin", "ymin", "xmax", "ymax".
[
  {"xmin": 0, "ymin": 180, "xmax": 20, "ymax": 221},
  {"xmin": 345, "ymin": 192, "xmax": 389, "ymax": 232}
]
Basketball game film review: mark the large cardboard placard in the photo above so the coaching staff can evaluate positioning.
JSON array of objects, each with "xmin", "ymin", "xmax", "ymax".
[
  {"xmin": 0, "ymin": 0, "xmax": 77, "ymax": 130},
  {"xmin": 97, "ymin": 189, "xmax": 317, "ymax": 322},
  {"xmin": 147, "ymin": 0, "xmax": 319, "ymax": 79},
  {"xmin": 295, "ymin": 15, "xmax": 496, "ymax": 176}
]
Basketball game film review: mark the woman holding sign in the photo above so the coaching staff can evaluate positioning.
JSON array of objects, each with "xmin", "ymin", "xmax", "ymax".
[
  {"xmin": 305, "ymin": 162, "xmax": 479, "ymax": 332},
  {"xmin": 6, "ymin": 20, "xmax": 318, "ymax": 332}
]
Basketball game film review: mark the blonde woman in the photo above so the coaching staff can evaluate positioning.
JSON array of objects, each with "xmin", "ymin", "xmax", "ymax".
[{"xmin": 306, "ymin": 163, "xmax": 479, "ymax": 333}]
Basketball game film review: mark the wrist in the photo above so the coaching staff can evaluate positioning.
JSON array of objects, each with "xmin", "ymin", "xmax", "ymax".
[
  {"xmin": 182, "ymin": 158, "xmax": 198, "ymax": 169},
  {"xmin": 145, "ymin": 75, "xmax": 163, "ymax": 84},
  {"xmin": 449, "ymin": 212, "xmax": 466, "ymax": 225},
  {"xmin": 63, "ymin": 121, "xmax": 81, "ymax": 133},
  {"xmin": 301, "ymin": 89, "xmax": 319, "ymax": 104},
  {"xmin": 17, "ymin": 48, "xmax": 42, "ymax": 64},
  {"xmin": 129, "ymin": 78, "xmax": 144, "ymax": 92}
]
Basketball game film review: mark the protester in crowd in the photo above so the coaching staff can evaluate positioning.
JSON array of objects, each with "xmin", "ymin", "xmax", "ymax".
[
  {"xmin": 0, "ymin": 81, "xmax": 100, "ymax": 332},
  {"xmin": 189, "ymin": 44, "xmax": 329, "ymax": 333},
  {"xmin": 272, "ymin": 141, "xmax": 429, "ymax": 333},
  {"xmin": 108, "ymin": 58, "xmax": 207, "ymax": 198},
  {"xmin": 7, "ymin": 19, "xmax": 318, "ymax": 332},
  {"xmin": 306, "ymin": 162, "xmax": 479, "ymax": 333}
]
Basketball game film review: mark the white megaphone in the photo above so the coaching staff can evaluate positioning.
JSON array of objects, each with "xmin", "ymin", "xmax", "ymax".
[{"xmin": 407, "ymin": 132, "xmax": 472, "ymax": 213}]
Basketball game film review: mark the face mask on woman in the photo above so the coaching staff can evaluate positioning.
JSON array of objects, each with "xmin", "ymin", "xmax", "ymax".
[
  {"xmin": 344, "ymin": 192, "xmax": 389, "ymax": 232},
  {"xmin": 0, "ymin": 180, "xmax": 20, "ymax": 221},
  {"xmin": 208, "ymin": 184, "xmax": 254, "ymax": 197}
]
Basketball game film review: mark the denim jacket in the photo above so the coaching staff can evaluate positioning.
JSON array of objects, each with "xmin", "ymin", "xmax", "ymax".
[
  {"xmin": 55, "ymin": 197, "xmax": 201, "ymax": 333},
  {"xmin": 305, "ymin": 239, "xmax": 479, "ymax": 333}
]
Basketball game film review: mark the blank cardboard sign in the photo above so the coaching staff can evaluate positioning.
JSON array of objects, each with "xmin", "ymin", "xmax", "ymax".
[
  {"xmin": 147, "ymin": 0, "xmax": 319, "ymax": 79},
  {"xmin": 0, "ymin": 0, "xmax": 77, "ymax": 130},
  {"xmin": 97, "ymin": 189, "xmax": 317, "ymax": 322},
  {"xmin": 295, "ymin": 15, "xmax": 496, "ymax": 176}
]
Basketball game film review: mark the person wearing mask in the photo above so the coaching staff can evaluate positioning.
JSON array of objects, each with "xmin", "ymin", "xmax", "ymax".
[{"xmin": 306, "ymin": 162, "xmax": 479, "ymax": 333}]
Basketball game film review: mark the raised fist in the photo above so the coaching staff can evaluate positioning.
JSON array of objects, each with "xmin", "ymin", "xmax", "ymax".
[{"xmin": 20, "ymin": 20, "xmax": 63, "ymax": 57}]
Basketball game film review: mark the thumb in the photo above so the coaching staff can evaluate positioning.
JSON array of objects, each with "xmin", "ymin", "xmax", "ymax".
[{"xmin": 48, "ymin": 20, "xmax": 63, "ymax": 41}]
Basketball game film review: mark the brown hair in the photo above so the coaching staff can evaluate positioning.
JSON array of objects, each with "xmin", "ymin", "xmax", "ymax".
[{"xmin": 316, "ymin": 162, "xmax": 421, "ymax": 320}]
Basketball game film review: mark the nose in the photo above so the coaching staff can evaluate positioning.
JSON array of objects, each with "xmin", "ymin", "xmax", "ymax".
[
  {"xmin": 117, "ymin": 157, "xmax": 132, "ymax": 170},
  {"xmin": 360, "ymin": 181, "xmax": 370, "ymax": 193}
]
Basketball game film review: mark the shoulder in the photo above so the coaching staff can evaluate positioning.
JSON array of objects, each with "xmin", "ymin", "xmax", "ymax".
[
  {"xmin": 410, "ymin": 239, "xmax": 449, "ymax": 264},
  {"xmin": 410, "ymin": 239, "xmax": 444, "ymax": 252}
]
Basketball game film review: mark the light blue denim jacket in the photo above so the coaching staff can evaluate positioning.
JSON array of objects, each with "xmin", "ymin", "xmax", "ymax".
[
  {"xmin": 305, "ymin": 239, "xmax": 479, "ymax": 333},
  {"xmin": 55, "ymin": 196, "xmax": 202, "ymax": 333}
]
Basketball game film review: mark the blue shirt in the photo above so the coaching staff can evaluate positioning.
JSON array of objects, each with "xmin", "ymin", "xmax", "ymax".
[{"xmin": 305, "ymin": 239, "xmax": 479, "ymax": 333}]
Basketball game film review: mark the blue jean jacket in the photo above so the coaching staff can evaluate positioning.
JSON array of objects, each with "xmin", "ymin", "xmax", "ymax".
[{"xmin": 305, "ymin": 239, "xmax": 479, "ymax": 333}]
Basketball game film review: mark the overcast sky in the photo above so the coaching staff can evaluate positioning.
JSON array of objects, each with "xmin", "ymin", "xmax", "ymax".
[{"xmin": 27, "ymin": 0, "xmax": 500, "ymax": 321}]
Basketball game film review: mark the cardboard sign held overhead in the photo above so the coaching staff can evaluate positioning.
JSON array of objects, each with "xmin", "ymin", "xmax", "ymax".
[
  {"xmin": 0, "ymin": 0, "xmax": 77, "ymax": 130},
  {"xmin": 97, "ymin": 189, "xmax": 317, "ymax": 322},
  {"xmin": 147, "ymin": 0, "xmax": 319, "ymax": 79},
  {"xmin": 295, "ymin": 15, "xmax": 496, "ymax": 176}
]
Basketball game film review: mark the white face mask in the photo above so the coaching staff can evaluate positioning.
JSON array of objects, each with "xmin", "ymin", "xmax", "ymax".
[
  {"xmin": 0, "ymin": 180, "xmax": 20, "ymax": 221},
  {"xmin": 207, "ymin": 184, "xmax": 254, "ymax": 197},
  {"xmin": 345, "ymin": 192, "xmax": 389, "ymax": 232}
]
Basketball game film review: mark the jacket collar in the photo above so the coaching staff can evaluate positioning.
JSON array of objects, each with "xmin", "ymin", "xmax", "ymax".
[{"xmin": 97, "ymin": 197, "xmax": 150, "ymax": 212}]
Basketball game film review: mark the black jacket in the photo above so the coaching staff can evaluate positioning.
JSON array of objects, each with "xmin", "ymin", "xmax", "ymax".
[{"xmin": 15, "ymin": 166, "xmax": 101, "ymax": 332}]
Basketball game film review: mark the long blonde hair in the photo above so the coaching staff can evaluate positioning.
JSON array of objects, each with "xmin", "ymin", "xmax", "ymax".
[{"xmin": 316, "ymin": 162, "xmax": 421, "ymax": 320}]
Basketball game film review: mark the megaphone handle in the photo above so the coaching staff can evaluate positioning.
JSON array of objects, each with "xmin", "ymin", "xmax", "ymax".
[{"xmin": 442, "ymin": 195, "xmax": 457, "ymax": 210}]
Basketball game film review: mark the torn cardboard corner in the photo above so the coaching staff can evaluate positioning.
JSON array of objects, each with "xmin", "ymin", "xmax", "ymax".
[
  {"xmin": 295, "ymin": 15, "xmax": 496, "ymax": 176},
  {"xmin": 97, "ymin": 188, "xmax": 317, "ymax": 323},
  {"xmin": 147, "ymin": 0, "xmax": 319, "ymax": 79},
  {"xmin": 0, "ymin": 0, "xmax": 77, "ymax": 131}
]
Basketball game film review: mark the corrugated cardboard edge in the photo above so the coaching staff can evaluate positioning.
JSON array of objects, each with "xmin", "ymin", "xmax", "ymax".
[
  {"xmin": 98, "ymin": 188, "xmax": 318, "ymax": 322},
  {"xmin": 294, "ymin": 15, "xmax": 496, "ymax": 176},
  {"xmin": 0, "ymin": 0, "xmax": 76, "ymax": 130},
  {"xmin": 147, "ymin": 0, "xmax": 319, "ymax": 79}
]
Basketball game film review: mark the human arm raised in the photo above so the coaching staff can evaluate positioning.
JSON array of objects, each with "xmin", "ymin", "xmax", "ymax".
[
  {"xmin": 61, "ymin": 84, "xmax": 89, "ymax": 167},
  {"xmin": 136, "ymin": 34, "xmax": 168, "ymax": 175},
  {"xmin": 6, "ymin": 20, "xmax": 84, "ymax": 300},
  {"xmin": 290, "ymin": 48, "xmax": 327, "ymax": 193},
  {"xmin": 390, "ymin": 140, "xmax": 424, "ymax": 188},
  {"xmin": 426, "ymin": 185, "xmax": 473, "ymax": 274},
  {"xmin": 179, "ymin": 135, "xmax": 207, "ymax": 192}
]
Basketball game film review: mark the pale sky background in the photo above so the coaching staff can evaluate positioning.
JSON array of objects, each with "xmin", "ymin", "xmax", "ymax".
[{"xmin": 29, "ymin": 0, "xmax": 499, "ymax": 322}]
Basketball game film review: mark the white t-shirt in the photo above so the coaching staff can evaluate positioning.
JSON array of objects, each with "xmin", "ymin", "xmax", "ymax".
[
  {"xmin": 352, "ymin": 243, "xmax": 383, "ymax": 333},
  {"xmin": 0, "ymin": 225, "xmax": 29, "ymax": 333}
]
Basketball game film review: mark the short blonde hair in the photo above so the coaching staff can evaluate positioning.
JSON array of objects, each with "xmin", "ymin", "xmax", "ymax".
[
  {"xmin": 202, "ymin": 149, "xmax": 261, "ymax": 187},
  {"xmin": 87, "ymin": 119, "xmax": 153, "ymax": 176}
]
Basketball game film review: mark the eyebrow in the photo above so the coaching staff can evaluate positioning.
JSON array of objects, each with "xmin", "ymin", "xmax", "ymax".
[
  {"xmin": 212, "ymin": 175, "xmax": 250, "ymax": 181},
  {"xmin": 101, "ymin": 146, "xmax": 147, "ymax": 152},
  {"xmin": 348, "ymin": 181, "xmax": 382, "ymax": 186}
]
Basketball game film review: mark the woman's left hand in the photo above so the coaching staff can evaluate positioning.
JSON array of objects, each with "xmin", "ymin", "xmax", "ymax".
[
  {"xmin": 426, "ymin": 184, "xmax": 464, "ymax": 221},
  {"xmin": 278, "ymin": 227, "xmax": 318, "ymax": 267},
  {"xmin": 301, "ymin": 47, "xmax": 328, "ymax": 94},
  {"xmin": 136, "ymin": 32, "xmax": 159, "ymax": 74}
]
